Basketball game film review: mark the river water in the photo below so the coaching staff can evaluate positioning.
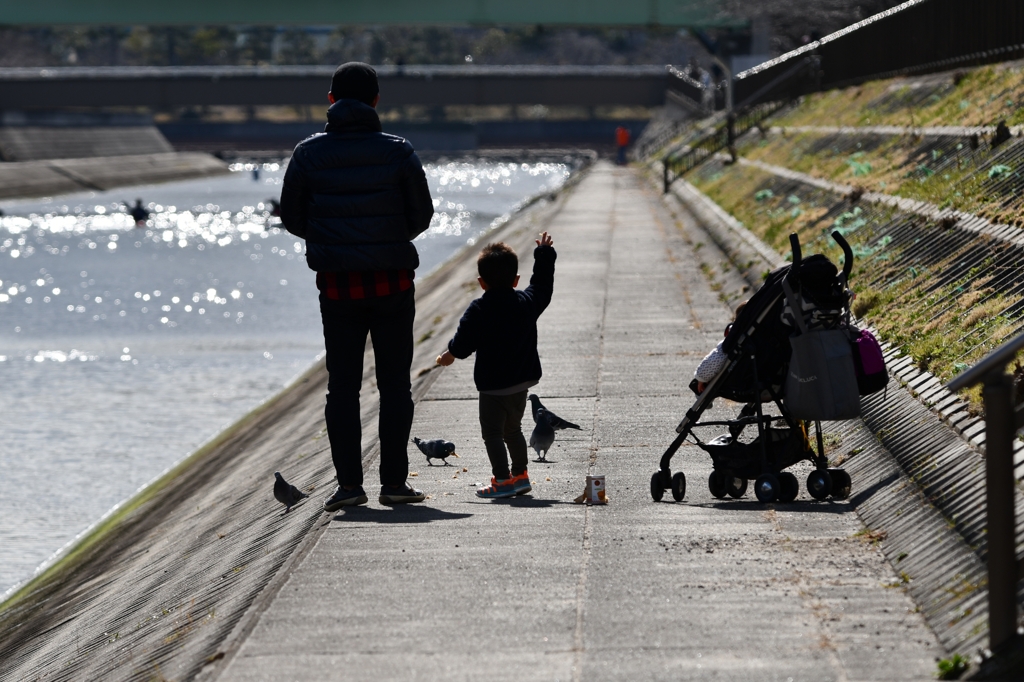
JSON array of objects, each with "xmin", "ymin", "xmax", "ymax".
[{"xmin": 0, "ymin": 158, "xmax": 571, "ymax": 596}]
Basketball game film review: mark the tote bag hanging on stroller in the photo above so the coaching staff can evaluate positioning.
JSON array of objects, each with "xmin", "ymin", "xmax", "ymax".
[{"xmin": 782, "ymin": 269, "xmax": 861, "ymax": 421}]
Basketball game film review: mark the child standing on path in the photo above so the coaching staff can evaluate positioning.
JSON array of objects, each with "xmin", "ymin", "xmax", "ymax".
[{"xmin": 436, "ymin": 232, "xmax": 556, "ymax": 498}]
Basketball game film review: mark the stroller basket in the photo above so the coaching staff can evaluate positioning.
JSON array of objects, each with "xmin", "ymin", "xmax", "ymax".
[{"xmin": 700, "ymin": 428, "xmax": 811, "ymax": 481}]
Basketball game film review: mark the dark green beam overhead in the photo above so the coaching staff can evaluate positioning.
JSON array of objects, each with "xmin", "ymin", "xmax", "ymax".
[
  {"xmin": 0, "ymin": 0, "xmax": 736, "ymax": 28},
  {"xmin": 0, "ymin": 65, "xmax": 674, "ymax": 108}
]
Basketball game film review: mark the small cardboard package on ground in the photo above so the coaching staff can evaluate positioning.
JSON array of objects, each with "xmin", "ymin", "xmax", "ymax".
[{"xmin": 574, "ymin": 474, "xmax": 608, "ymax": 505}]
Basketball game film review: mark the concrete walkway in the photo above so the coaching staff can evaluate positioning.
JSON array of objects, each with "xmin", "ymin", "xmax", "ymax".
[{"xmin": 218, "ymin": 162, "xmax": 945, "ymax": 681}]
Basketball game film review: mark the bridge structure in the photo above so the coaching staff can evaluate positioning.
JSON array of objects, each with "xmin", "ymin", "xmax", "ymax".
[
  {"xmin": 0, "ymin": 65, "xmax": 674, "ymax": 109},
  {"xmin": 0, "ymin": 0, "xmax": 737, "ymax": 27},
  {"xmin": 0, "ymin": 64, "xmax": 675, "ymax": 155}
]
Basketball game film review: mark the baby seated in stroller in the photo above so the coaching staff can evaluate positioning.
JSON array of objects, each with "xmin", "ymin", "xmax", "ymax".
[{"xmin": 693, "ymin": 302, "xmax": 746, "ymax": 395}]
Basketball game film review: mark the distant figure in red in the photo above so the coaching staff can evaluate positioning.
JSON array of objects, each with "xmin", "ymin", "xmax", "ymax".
[{"xmin": 615, "ymin": 126, "xmax": 631, "ymax": 165}]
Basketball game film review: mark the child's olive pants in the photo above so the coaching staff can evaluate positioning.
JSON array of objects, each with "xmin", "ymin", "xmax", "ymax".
[{"xmin": 479, "ymin": 390, "xmax": 529, "ymax": 480}]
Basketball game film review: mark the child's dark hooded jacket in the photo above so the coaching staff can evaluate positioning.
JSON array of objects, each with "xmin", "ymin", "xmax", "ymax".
[{"xmin": 447, "ymin": 244, "xmax": 555, "ymax": 392}]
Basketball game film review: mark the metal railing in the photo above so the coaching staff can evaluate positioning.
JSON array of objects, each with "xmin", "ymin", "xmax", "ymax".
[
  {"xmin": 734, "ymin": 0, "xmax": 1024, "ymax": 107},
  {"xmin": 661, "ymin": 99, "xmax": 788, "ymax": 192},
  {"xmin": 946, "ymin": 331, "xmax": 1024, "ymax": 653},
  {"xmin": 666, "ymin": 66, "xmax": 706, "ymax": 111},
  {"xmin": 631, "ymin": 115, "xmax": 703, "ymax": 163},
  {"xmin": 657, "ymin": 53, "xmax": 819, "ymax": 187}
]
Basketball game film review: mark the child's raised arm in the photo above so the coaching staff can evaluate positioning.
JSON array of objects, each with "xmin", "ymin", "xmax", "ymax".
[{"xmin": 522, "ymin": 232, "xmax": 556, "ymax": 315}]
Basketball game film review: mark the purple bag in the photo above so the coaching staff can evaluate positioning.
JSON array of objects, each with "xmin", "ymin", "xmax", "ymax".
[{"xmin": 851, "ymin": 328, "xmax": 888, "ymax": 395}]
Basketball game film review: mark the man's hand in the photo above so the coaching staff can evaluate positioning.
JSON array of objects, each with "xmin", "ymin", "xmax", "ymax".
[
  {"xmin": 536, "ymin": 231, "xmax": 553, "ymax": 248},
  {"xmin": 436, "ymin": 350, "xmax": 455, "ymax": 366}
]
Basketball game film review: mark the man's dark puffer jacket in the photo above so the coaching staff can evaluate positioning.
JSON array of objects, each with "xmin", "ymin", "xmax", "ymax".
[{"xmin": 280, "ymin": 99, "xmax": 434, "ymax": 272}]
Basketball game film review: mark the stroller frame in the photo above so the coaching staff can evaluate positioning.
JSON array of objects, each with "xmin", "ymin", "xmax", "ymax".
[{"xmin": 651, "ymin": 231, "xmax": 857, "ymax": 504}]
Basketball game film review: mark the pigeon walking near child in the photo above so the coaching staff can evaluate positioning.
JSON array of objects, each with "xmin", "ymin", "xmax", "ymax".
[
  {"xmin": 528, "ymin": 394, "xmax": 581, "ymax": 431},
  {"xmin": 412, "ymin": 437, "xmax": 459, "ymax": 466},
  {"xmin": 529, "ymin": 415, "xmax": 556, "ymax": 462},
  {"xmin": 273, "ymin": 471, "xmax": 308, "ymax": 512},
  {"xmin": 527, "ymin": 394, "xmax": 579, "ymax": 461}
]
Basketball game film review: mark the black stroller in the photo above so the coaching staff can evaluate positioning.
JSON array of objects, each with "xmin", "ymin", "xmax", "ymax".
[{"xmin": 650, "ymin": 231, "xmax": 856, "ymax": 504}]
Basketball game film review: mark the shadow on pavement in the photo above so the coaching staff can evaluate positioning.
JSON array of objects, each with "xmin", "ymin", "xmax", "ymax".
[
  {"xmin": 331, "ymin": 506, "xmax": 473, "ymax": 523},
  {"xmin": 660, "ymin": 499, "xmax": 857, "ymax": 514},
  {"xmin": 471, "ymin": 496, "xmax": 566, "ymax": 508}
]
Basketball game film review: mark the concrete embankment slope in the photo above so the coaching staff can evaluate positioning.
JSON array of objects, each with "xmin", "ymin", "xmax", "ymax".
[
  {"xmin": 0, "ymin": 151, "xmax": 229, "ymax": 199},
  {"xmin": 0, "ymin": 162, "xmax": 946, "ymax": 682},
  {"xmin": 0, "ymin": 124, "xmax": 229, "ymax": 199}
]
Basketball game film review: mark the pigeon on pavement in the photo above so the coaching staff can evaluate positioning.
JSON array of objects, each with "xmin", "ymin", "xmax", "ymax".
[
  {"xmin": 274, "ymin": 471, "xmax": 308, "ymax": 513},
  {"xmin": 412, "ymin": 437, "xmax": 459, "ymax": 466},
  {"xmin": 528, "ymin": 394, "xmax": 581, "ymax": 431},
  {"xmin": 529, "ymin": 415, "xmax": 556, "ymax": 462}
]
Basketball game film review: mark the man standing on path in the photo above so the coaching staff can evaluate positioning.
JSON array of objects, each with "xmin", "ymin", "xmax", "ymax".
[{"xmin": 279, "ymin": 62, "xmax": 434, "ymax": 510}]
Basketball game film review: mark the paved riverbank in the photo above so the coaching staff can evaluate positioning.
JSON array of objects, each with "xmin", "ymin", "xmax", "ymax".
[
  {"xmin": 214, "ymin": 162, "xmax": 945, "ymax": 681},
  {"xmin": 0, "ymin": 161, "xmax": 948, "ymax": 681}
]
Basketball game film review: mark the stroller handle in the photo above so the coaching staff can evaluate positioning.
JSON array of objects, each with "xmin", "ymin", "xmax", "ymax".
[
  {"xmin": 787, "ymin": 233, "xmax": 802, "ymax": 285},
  {"xmin": 789, "ymin": 233, "xmax": 802, "ymax": 266},
  {"xmin": 831, "ymin": 230, "xmax": 854, "ymax": 281}
]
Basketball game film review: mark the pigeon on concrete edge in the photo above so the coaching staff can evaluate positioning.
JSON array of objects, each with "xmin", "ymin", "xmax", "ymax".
[
  {"xmin": 412, "ymin": 437, "xmax": 459, "ymax": 466},
  {"xmin": 274, "ymin": 471, "xmax": 308, "ymax": 513},
  {"xmin": 528, "ymin": 394, "xmax": 581, "ymax": 431}
]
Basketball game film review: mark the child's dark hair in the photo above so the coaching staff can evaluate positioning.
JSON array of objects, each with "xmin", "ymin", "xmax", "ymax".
[{"xmin": 477, "ymin": 242, "xmax": 518, "ymax": 289}]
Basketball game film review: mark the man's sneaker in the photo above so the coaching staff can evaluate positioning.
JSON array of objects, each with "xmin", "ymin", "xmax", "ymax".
[
  {"xmin": 476, "ymin": 477, "xmax": 516, "ymax": 499},
  {"xmin": 379, "ymin": 484, "xmax": 426, "ymax": 505},
  {"xmin": 324, "ymin": 486, "xmax": 368, "ymax": 511},
  {"xmin": 510, "ymin": 471, "xmax": 532, "ymax": 495}
]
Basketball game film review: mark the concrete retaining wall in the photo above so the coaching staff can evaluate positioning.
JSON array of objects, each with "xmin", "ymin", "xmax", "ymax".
[
  {"xmin": 0, "ymin": 152, "xmax": 228, "ymax": 200},
  {"xmin": 0, "ymin": 126, "xmax": 173, "ymax": 161}
]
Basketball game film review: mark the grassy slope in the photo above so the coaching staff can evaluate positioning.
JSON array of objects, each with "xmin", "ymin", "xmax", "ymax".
[
  {"xmin": 771, "ymin": 63, "xmax": 1024, "ymax": 129},
  {"xmin": 743, "ymin": 64, "xmax": 1024, "ymax": 225},
  {"xmin": 680, "ymin": 64, "xmax": 1024, "ymax": 409}
]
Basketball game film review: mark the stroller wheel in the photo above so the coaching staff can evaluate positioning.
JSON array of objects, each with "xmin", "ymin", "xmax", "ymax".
[
  {"xmin": 754, "ymin": 474, "xmax": 780, "ymax": 503},
  {"xmin": 806, "ymin": 469, "xmax": 833, "ymax": 501},
  {"xmin": 728, "ymin": 477, "xmax": 748, "ymax": 499},
  {"xmin": 708, "ymin": 471, "xmax": 729, "ymax": 499},
  {"xmin": 650, "ymin": 471, "xmax": 666, "ymax": 502},
  {"xmin": 671, "ymin": 472, "xmax": 687, "ymax": 502},
  {"xmin": 778, "ymin": 472, "xmax": 799, "ymax": 503},
  {"xmin": 829, "ymin": 469, "xmax": 852, "ymax": 500}
]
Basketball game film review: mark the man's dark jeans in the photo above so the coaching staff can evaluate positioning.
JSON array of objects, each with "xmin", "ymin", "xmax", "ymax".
[{"xmin": 320, "ymin": 288, "xmax": 415, "ymax": 488}]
